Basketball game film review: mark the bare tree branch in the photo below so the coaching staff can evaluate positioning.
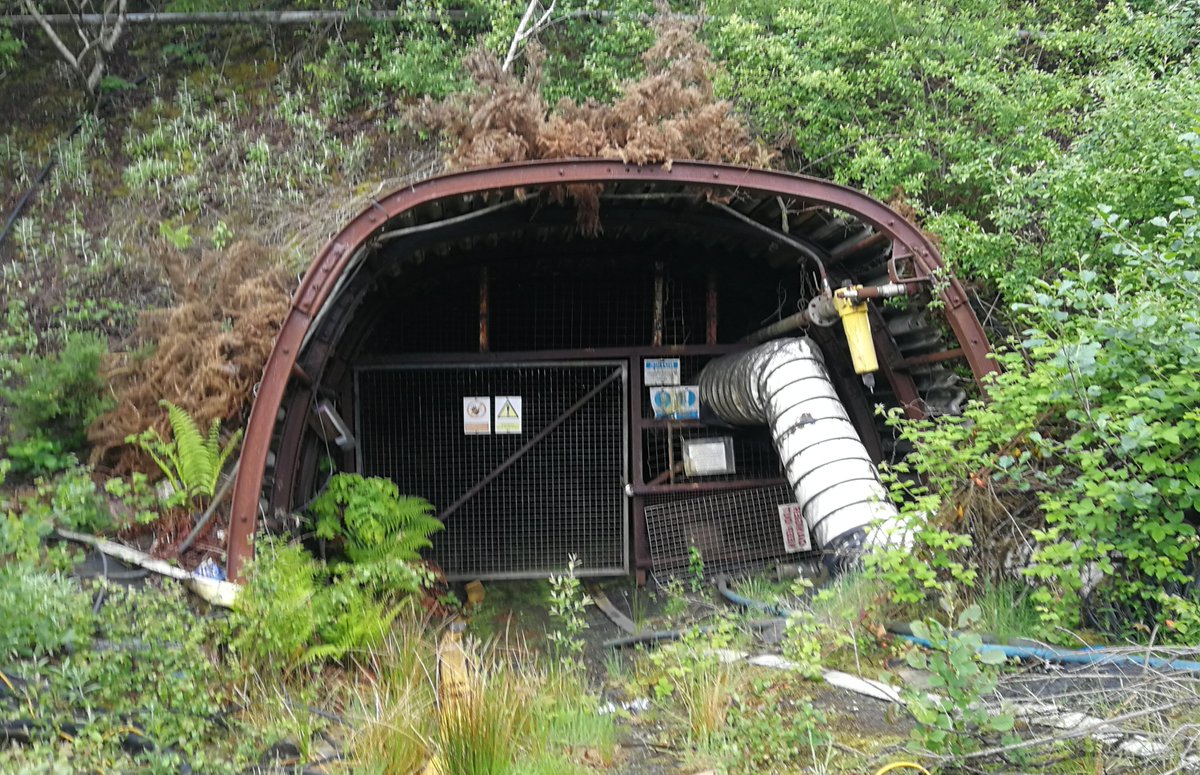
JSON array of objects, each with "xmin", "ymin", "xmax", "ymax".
[
  {"xmin": 502, "ymin": 0, "xmax": 557, "ymax": 72},
  {"xmin": 22, "ymin": 0, "xmax": 82, "ymax": 75},
  {"xmin": 19, "ymin": 0, "xmax": 128, "ymax": 95}
]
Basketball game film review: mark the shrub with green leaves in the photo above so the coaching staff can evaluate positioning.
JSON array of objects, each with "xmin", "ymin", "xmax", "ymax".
[
  {"xmin": 0, "ymin": 566, "xmax": 93, "ymax": 659},
  {"xmin": 231, "ymin": 537, "xmax": 430, "ymax": 666},
  {"xmin": 707, "ymin": 0, "xmax": 1200, "ymax": 295},
  {"xmin": 873, "ymin": 138, "xmax": 1200, "ymax": 641},
  {"xmin": 230, "ymin": 538, "xmax": 320, "ymax": 665},
  {"xmin": 903, "ymin": 604, "xmax": 1013, "ymax": 757},
  {"xmin": 2, "ymin": 332, "xmax": 110, "ymax": 474},
  {"xmin": 311, "ymin": 473, "xmax": 442, "ymax": 564},
  {"xmin": 547, "ymin": 553, "xmax": 592, "ymax": 670},
  {"xmin": 1, "ymin": 465, "xmax": 109, "ymax": 568}
]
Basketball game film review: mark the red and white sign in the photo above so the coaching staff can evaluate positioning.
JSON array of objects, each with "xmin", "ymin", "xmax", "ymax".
[{"xmin": 777, "ymin": 503, "xmax": 811, "ymax": 553}]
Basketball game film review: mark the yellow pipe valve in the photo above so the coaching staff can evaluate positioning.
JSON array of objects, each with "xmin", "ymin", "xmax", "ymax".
[{"xmin": 833, "ymin": 287, "xmax": 879, "ymax": 375}]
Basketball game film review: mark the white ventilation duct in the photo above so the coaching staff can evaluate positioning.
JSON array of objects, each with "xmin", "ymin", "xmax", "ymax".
[{"xmin": 698, "ymin": 338, "xmax": 901, "ymax": 568}]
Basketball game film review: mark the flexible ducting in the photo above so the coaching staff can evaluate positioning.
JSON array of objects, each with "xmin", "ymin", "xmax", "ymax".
[{"xmin": 698, "ymin": 337, "xmax": 899, "ymax": 566}]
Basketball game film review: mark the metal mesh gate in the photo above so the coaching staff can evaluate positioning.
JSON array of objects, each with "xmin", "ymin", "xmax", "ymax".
[{"xmin": 355, "ymin": 362, "xmax": 628, "ymax": 579}]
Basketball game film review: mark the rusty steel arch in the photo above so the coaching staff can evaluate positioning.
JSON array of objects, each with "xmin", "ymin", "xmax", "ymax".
[{"xmin": 226, "ymin": 159, "xmax": 996, "ymax": 580}]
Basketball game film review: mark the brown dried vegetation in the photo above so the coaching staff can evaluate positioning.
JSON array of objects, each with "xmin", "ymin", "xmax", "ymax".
[
  {"xmin": 420, "ymin": 14, "xmax": 772, "ymax": 231},
  {"xmin": 88, "ymin": 242, "xmax": 293, "ymax": 473}
]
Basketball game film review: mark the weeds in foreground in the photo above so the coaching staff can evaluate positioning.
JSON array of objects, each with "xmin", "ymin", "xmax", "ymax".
[
  {"xmin": 644, "ymin": 618, "xmax": 743, "ymax": 749},
  {"xmin": 547, "ymin": 553, "xmax": 592, "ymax": 672},
  {"xmin": 438, "ymin": 659, "xmax": 535, "ymax": 775},
  {"xmin": 972, "ymin": 580, "xmax": 1042, "ymax": 644},
  {"xmin": 903, "ymin": 603, "xmax": 1014, "ymax": 757},
  {"xmin": 341, "ymin": 615, "xmax": 615, "ymax": 775}
]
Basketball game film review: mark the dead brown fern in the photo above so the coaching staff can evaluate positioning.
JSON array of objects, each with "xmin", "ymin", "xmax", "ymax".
[
  {"xmin": 419, "ymin": 12, "xmax": 773, "ymax": 232},
  {"xmin": 87, "ymin": 241, "xmax": 293, "ymax": 474}
]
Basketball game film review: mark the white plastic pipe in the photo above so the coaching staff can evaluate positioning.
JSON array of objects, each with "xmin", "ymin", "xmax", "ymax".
[{"xmin": 698, "ymin": 338, "xmax": 900, "ymax": 565}]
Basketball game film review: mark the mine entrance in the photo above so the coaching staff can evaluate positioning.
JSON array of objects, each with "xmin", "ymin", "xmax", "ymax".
[
  {"xmin": 347, "ymin": 243, "xmax": 802, "ymax": 581},
  {"xmin": 233, "ymin": 163, "xmax": 996, "ymax": 583}
]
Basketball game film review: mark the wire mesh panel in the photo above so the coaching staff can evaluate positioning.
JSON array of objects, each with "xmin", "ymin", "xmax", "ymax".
[
  {"xmin": 355, "ymin": 362, "xmax": 628, "ymax": 579},
  {"xmin": 644, "ymin": 485, "xmax": 801, "ymax": 578}
]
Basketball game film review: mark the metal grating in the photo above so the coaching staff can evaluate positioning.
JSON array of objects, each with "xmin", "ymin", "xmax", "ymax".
[
  {"xmin": 355, "ymin": 362, "xmax": 628, "ymax": 579},
  {"xmin": 489, "ymin": 267, "xmax": 655, "ymax": 350},
  {"xmin": 645, "ymin": 485, "xmax": 803, "ymax": 577}
]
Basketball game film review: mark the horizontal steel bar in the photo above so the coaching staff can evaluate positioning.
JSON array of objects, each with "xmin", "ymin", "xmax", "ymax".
[
  {"xmin": 354, "ymin": 344, "xmax": 745, "ymax": 366},
  {"xmin": 630, "ymin": 478, "xmax": 789, "ymax": 496},
  {"xmin": 897, "ymin": 348, "xmax": 966, "ymax": 369}
]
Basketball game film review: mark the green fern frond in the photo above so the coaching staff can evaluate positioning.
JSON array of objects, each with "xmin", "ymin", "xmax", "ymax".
[
  {"xmin": 310, "ymin": 474, "xmax": 442, "ymax": 565},
  {"xmin": 161, "ymin": 401, "xmax": 213, "ymax": 499},
  {"xmin": 214, "ymin": 428, "xmax": 242, "ymax": 487}
]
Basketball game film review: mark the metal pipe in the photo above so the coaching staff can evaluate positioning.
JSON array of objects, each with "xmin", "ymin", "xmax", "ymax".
[
  {"xmin": 742, "ymin": 295, "xmax": 838, "ymax": 345},
  {"xmin": 698, "ymin": 338, "xmax": 902, "ymax": 567},
  {"xmin": 708, "ymin": 201, "xmax": 831, "ymax": 293}
]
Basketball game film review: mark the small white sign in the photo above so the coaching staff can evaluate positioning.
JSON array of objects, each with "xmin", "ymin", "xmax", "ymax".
[
  {"xmin": 682, "ymin": 437, "xmax": 735, "ymax": 476},
  {"xmin": 462, "ymin": 396, "xmax": 491, "ymax": 435},
  {"xmin": 494, "ymin": 396, "xmax": 522, "ymax": 434},
  {"xmin": 777, "ymin": 503, "xmax": 812, "ymax": 553},
  {"xmin": 643, "ymin": 357, "xmax": 681, "ymax": 386}
]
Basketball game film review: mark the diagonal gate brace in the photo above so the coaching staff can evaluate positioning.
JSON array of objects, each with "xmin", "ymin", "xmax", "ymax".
[{"xmin": 437, "ymin": 368, "xmax": 623, "ymax": 523}]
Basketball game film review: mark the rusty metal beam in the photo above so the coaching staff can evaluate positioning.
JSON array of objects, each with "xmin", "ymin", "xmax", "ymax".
[{"xmin": 226, "ymin": 159, "xmax": 996, "ymax": 580}]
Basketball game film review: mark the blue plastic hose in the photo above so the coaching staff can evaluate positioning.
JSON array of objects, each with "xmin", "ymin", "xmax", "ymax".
[
  {"xmin": 893, "ymin": 632, "xmax": 1200, "ymax": 673},
  {"xmin": 713, "ymin": 574, "xmax": 1200, "ymax": 673}
]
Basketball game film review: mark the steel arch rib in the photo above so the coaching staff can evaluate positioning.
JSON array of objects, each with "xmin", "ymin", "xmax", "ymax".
[{"xmin": 226, "ymin": 159, "xmax": 995, "ymax": 580}]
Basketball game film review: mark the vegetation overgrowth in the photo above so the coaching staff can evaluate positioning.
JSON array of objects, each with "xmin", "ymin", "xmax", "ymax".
[{"xmin": 1, "ymin": 0, "xmax": 1199, "ymax": 770}]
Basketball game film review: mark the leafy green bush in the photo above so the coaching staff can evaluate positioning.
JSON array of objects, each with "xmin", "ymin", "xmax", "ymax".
[
  {"xmin": 873, "ymin": 139, "xmax": 1200, "ymax": 641},
  {"xmin": 547, "ymin": 554, "xmax": 592, "ymax": 671},
  {"xmin": 707, "ymin": 0, "xmax": 1200, "ymax": 295},
  {"xmin": 0, "ymin": 26, "xmax": 20, "ymax": 80},
  {"xmin": 231, "ymin": 537, "xmax": 431, "ymax": 666},
  {"xmin": 311, "ymin": 473, "xmax": 442, "ymax": 564},
  {"xmin": 724, "ymin": 693, "xmax": 831, "ymax": 774},
  {"xmin": 903, "ymin": 604, "xmax": 1013, "ymax": 757},
  {"xmin": 1, "ymin": 464, "xmax": 108, "ymax": 567},
  {"xmin": 230, "ymin": 538, "xmax": 320, "ymax": 665},
  {"xmin": 310, "ymin": 26, "xmax": 469, "ymax": 115},
  {"xmin": 3, "ymin": 332, "xmax": 110, "ymax": 474},
  {"xmin": 0, "ymin": 566, "xmax": 93, "ymax": 659}
]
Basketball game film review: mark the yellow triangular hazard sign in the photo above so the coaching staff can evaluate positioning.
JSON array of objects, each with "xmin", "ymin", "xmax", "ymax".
[{"xmin": 497, "ymin": 400, "xmax": 519, "ymax": 419}]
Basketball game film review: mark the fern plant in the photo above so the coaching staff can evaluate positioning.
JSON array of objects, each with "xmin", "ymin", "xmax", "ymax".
[
  {"xmin": 128, "ymin": 401, "xmax": 242, "ymax": 508},
  {"xmin": 311, "ymin": 474, "xmax": 442, "ymax": 564}
]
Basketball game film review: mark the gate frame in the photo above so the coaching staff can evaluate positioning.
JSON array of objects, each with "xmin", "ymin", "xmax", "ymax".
[
  {"xmin": 353, "ymin": 358, "xmax": 631, "ymax": 580},
  {"xmin": 227, "ymin": 159, "xmax": 997, "ymax": 580}
]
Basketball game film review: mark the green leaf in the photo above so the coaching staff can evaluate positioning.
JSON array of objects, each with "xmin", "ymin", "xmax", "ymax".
[{"xmin": 978, "ymin": 648, "xmax": 1007, "ymax": 666}]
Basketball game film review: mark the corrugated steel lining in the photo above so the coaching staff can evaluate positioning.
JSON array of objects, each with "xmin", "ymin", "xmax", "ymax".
[{"xmin": 227, "ymin": 160, "xmax": 997, "ymax": 580}]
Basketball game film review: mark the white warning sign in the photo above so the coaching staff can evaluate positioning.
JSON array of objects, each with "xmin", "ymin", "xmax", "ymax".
[
  {"xmin": 494, "ymin": 396, "xmax": 522, "ymax": 434},
  {"xmin": 777, "ymin": 503, "xmax": 811, "ymax": 553},
  {"xmin": 462, "ymin": 396, "xmax": 491, "ymax": 435},
  {"xmin": 643, "ymin": 357, "xmax": 681, "ymax": 386}
]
